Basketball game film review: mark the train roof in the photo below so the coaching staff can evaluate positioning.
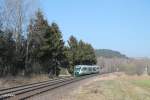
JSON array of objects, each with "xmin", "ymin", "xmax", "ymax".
[{"xmin": 75, "ymin": 65, "xmax": 99, "ymax": 68}]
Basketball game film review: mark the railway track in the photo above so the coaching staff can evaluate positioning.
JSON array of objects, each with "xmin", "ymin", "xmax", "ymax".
[{"xmin": 0, "ymin": 74, "xmax": 98, "ymax": 100}]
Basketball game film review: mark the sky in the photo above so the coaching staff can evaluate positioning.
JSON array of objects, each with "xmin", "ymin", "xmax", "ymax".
[{"xmin": 40, "ymin": 0, "xmax": 150, "ymax": 57}]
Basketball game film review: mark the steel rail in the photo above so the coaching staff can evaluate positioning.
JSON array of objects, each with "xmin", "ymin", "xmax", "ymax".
[
  {"xmin": 0, "ymin": 77, "xmax": 73, "ymax": 99},
  {"xmin": 0, "ymin": 74, "xmax": 98, "ymax": 100}
]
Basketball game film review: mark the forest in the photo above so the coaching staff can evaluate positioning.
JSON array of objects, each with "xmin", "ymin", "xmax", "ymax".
[{"xmin": 0, "ymin": 0, "xmax": 96, "ymax": 77}]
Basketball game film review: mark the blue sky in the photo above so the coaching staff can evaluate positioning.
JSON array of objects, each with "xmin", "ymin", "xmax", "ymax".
[{"xmin": 40, "ymin": 0, "xmax": 150, "ymax": 57}]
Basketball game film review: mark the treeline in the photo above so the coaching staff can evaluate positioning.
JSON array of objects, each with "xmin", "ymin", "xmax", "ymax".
[
  {"xmin": 0, "ymin": 1, "xmax": 96, "ymax": 77},
  {"xmin": 67, "ymin": 36, "xmax": 97, "ymax": 74},
  {"xmin": 95, "ymin": 49, "xmax": 127, "ymax": 58},
  {"xmin": 97, "ymin": 57, "xmax": 150, "ymax": 75}
]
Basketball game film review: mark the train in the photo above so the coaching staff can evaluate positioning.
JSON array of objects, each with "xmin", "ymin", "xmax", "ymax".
[{"xmin": 74, "ymin": 65, "xmax": 100, "ymax": 77}]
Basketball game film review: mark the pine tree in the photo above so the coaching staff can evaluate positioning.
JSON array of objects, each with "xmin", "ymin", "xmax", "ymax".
[
  {"xmin": 68, "ymin": 35, "xmax": 78, "ymax": 64},
  {"xmin": 0, "ymin": 30, "xmax": 17, "ymax": 76},
  {"xmin": 26, "ymin": 10, "xmax": 49, "ymax": 74},
  {"xmin": 67, "ymin": 36, "xmax": 78, "ymax": 73},
  {"xmin": 39, "ymin": 22, "xmax": 66, "ymax": 76}
]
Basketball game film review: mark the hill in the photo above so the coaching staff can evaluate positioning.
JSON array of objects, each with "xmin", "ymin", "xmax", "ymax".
[{"xmin": 95, "ymin": 49, "xmax": 127, "ymax": 58}]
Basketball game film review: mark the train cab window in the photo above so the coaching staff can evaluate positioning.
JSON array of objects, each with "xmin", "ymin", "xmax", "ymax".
[{"xmin": 75, "ymin": 67, "xmax": 81, "ymax": 72}]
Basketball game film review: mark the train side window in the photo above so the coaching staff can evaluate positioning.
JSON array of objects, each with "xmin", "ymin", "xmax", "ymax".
[
  {"xmin": 89, "ymin": 67, "xmax": 92, "ymax": 71},
  {"xmin": 93, "ymin": 67, "xmax": 96, "ymax": 71},
  {"xmin": 82, "ymin": 67, "xmax": 87, "ymax": 71}
]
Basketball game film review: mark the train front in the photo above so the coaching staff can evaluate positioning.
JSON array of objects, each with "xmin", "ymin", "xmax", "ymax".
[{"xmin": 74, "ymin": 65, "xmax": 81, "ymax": 77}]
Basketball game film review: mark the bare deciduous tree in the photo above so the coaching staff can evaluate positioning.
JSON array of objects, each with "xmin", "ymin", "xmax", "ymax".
[
  {"xmin": 1, "ymin": 0, "xmax": 38, "ymax": 50},
  {"xmin": 97, "ymin": 57, "xmax": 150, "ymax": 75}
]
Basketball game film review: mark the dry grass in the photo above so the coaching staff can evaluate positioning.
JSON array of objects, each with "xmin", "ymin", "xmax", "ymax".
[
  {"xmin": 73, "ymin": 73, "xmax": 150, "ymax": 100},
  {"xmin": 0, "ymin": 74, "xmax": 49, "ymax": 89}
]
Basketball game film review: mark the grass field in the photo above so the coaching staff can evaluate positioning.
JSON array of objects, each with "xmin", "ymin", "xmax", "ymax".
[
  {"xmin": 75, "ymin": 73, "xmax": 150, "ymax": 100},
  {"xmin": 132, "ymin": 80, "xmax": 150, "ymax": 88}
]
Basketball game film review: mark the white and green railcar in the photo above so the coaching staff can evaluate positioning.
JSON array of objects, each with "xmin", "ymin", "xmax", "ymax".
[{"xmin": 74, "ymin": 65, "xmax": 100, "ymax": 76}]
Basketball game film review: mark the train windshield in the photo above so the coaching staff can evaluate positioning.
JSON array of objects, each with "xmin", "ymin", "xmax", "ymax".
[{"xmin": 75, "ymin": 67, "xmax": 81, "ymax": 72}]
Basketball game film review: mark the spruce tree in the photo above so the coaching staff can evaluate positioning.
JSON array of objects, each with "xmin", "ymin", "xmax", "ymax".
[
  {"xmin": 40, "ymin": 22, "xmax": 66, "ymax": 76},
  {"xmin": 26, "ymin": 10, "xmax": 49, "ymax": 74}
]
